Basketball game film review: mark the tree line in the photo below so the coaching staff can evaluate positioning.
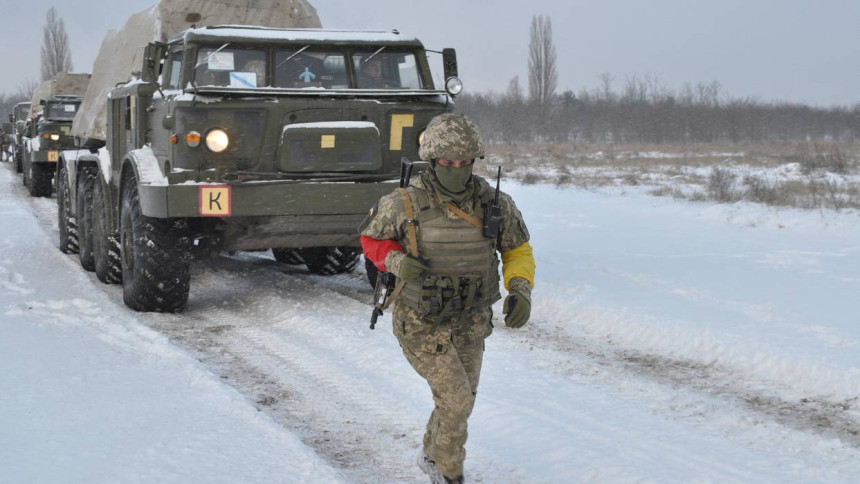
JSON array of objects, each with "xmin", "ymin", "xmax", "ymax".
[{"xmin": 456, "ymin": 76, "xmax": 860, "ymax": 145}]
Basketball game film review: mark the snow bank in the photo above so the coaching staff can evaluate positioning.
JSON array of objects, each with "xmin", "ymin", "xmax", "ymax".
[
  {"xmin": 0, "ymin": 164, "xmax": 343, "ymax": 483},
  {"xmin": 506, "ymin": 182, "xmax": 860, "ymax": 404}
]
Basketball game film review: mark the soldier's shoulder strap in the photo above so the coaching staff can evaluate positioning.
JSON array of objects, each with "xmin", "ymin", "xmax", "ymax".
[
  {"xmin": 385, "ymin": 187, "xmax": 420, "ymax": 310},
  {"xmin": 443, "ymin": 202, "xmax": 483, "ymax": 230},
  {"xmin": 395, "ymin": 188, "xmax": 419, "ymax": 257}
]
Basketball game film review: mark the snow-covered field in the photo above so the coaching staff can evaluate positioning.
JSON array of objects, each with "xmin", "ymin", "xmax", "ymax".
[{"xmin": 2, "ymin": 157, "xmax": 860, "ymax": 483}]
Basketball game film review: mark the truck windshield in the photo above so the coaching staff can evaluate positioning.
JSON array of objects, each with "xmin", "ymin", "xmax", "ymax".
[
  {"xmin": 195, "ymin": 47, "xmax": 268, "ymax": 88},
  {"xmin": 15, "ymin": 105, "xmax": 30, "ymax": 121},
  {"xmin": 274, "ymin": 49, "xmax": 348, "ymax": 89},
  {"xmin": 45, "ymin": 102, "xmax": 79, "ymax": 120},
  {"xmin": 191, "ymin": 45, "xmax": 426, "ymax": 91},
  {"xmin": 353, "ymin": 51, "xmax": 422, "ymax": 90}
]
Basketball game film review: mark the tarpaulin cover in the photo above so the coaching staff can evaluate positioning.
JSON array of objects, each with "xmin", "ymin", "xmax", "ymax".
[{"xmin": 72, "ymin": 0, "xmax": 321, "ymax": 141}]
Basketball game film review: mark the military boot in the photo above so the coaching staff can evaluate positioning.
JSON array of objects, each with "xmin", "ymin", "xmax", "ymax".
[
  {"xmin": 417, "ymin": 449, "xmax": 465, "ymax": 484},
  {"xmin": 417, "ymin": 449, "xmax": 444, "ymax": 483}
]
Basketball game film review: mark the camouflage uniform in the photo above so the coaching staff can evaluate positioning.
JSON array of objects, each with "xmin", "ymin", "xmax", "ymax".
[
  {"xmin": 0, "ymin": 124, "xmax": 9, "ymax": 161},
  {"xmin": 361, "ymin": 115, "xmax": 532, "ymax": 479}
]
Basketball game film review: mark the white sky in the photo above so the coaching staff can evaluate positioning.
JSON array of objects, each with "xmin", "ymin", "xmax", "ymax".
[{"xmin": 1, "ymin": 0, "xmax": 858, "ymax": 107}]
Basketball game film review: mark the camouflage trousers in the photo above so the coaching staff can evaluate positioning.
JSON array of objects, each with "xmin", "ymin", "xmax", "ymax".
[{"xmin": 393, "ymin": 303, "xmax": 494, "ymax": 477}]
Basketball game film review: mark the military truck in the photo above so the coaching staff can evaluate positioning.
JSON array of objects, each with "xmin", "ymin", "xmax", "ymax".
[
  {"xmin": 8, "ymin": 101, "xmax": 31, "ymax": 173},
  {"xmin": 21, "ymin": 95, "xmax": 83, "ymax": 196},
  {"xmin": 60, "ymin": 25, "xmax": 463, "ymax": 312}
]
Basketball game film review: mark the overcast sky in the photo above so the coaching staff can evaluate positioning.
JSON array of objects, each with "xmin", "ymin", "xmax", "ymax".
[{"xmin": 1, "ymin": 0, "xmax": 858, "ymax": 107}]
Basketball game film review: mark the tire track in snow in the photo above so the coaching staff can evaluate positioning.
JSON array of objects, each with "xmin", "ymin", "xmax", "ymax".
[
  {"xmin": 247, "ymin": 253, "xmax": 860, "ymax": 450},
  {"xmin": 225, "ymin": 252, "xmax": 860, "ymax": 451},
  {"xmin": 522, "ymin": 319, "xmax": 860, "ymax": 448},
  {"xmin": 133, "ymin": 258, "xmax": 510, "ymax": 483},
  {"xmin": 174, "ymin": 258, "xmax": 782, "ymax": 483}
]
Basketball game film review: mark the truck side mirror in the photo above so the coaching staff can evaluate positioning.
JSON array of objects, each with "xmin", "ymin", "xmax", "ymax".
[
  {"xmin": 442, "ymin": 48, "xmax": 458, "ymax": 80},
  {"xmin": 7, "ymin": 114, "xmax": 12, "ymax": 123},
  {"xmin": 142, "ymin": 42, "xmax": 167, "ymax": 83}
]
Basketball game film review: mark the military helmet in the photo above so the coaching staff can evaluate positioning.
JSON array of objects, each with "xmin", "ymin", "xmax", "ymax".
[{"xmin": 418, "ymin": 113, "xmax": 485, "ymax": 161}]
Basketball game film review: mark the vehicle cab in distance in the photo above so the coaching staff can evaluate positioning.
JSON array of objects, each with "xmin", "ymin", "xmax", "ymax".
[{"xmin": 24, "ymin": 95, "xmax": 82, "ymax": 197}]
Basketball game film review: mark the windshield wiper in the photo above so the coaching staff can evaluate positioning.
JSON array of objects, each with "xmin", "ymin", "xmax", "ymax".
[
  {"xmin": 191, "ymin": 42, "xmax": 231, "ymax": 98},
  {"xmin": 193, "ymin": 42, "xmax": 231, "ymax": 70},
  {"xmin": 362, "ymin": 46, "xmax": 386, "ymax": 64},
  {"xmin": 275, "ymin": 45, "xmax": 310, "ymax": 70}
]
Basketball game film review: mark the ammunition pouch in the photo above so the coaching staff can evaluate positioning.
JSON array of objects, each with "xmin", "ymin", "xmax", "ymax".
[{"xmin": 404, "ymin": 274, "xmax": 486, "ymax": 321}]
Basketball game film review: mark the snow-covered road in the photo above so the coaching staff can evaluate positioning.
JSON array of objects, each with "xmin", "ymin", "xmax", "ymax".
[{"xmin": 2, "ymin": 159, "xmax": 860, "ymax": 483}]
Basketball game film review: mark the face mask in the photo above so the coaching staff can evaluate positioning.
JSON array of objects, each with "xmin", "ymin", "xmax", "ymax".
[{"xmin": 434, "ymin": 164, "xmax": 473, "ymax": 195}]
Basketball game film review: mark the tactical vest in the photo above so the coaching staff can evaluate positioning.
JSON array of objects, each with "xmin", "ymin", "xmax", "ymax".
[{"xmin": 397, "ymin": 186, "xmax": 501, "ymax": 320}]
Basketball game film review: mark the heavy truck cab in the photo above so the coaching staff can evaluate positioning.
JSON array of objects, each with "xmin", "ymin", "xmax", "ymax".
[
  {"xmin": 23, "ymin": 96, "xmax": 82, "ymax": 197},
  {"xmin": 60, "ymin": 26, "xmax": 463, "ymax": 312}
]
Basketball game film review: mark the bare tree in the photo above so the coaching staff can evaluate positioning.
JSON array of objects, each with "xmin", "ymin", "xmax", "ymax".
[
  {"xmin": 528, "ymin": 15, "xmax": 558, "ymax": 113},
  {"xmin": 505, "ymin": 76, "xmax": 524, "ymax": 104},
  {"xmin": 596, "ymin": 72, "xmax": 614, "ymax": 101},
  {"xmin": 16, "ymin": 79, "xmax": 38, "ymax": 100},
  {"xmin": 40, "ymin": 7, "xmax": 73, "ymax": 81}
]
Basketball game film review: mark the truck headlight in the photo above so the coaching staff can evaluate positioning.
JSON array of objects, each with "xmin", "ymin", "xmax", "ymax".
[
  {"xmin": 206, "ymin": 129, "xmax": 229, "ymax": 153},
  {"xmin": 50, "ymin": 134, "xmax": 60, "ymax": 141},
  {"xmin": 445, "ymin": 77, "xmax": 463, "ymax": 96}
]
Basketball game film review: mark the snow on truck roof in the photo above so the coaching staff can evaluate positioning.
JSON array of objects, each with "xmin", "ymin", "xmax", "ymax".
[{"xmin": 178, "ymin": 26, "xmax": 422, "ymax": 46}]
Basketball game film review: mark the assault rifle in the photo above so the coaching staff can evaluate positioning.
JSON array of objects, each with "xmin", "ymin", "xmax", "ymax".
[
  {"xmin": 369, "ymin": 157, "xmax": 427, "ymax": 329},
  {"xmin": 370, "ymin": 271, "xmax": 395, "ymax": 329}
]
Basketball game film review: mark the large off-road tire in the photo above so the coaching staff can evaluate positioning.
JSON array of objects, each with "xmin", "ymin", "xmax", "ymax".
[
  {"xmin": 120, "ymin": 174, "xmax": 191, "ymax": 312},
  {"xmin": 303, "ymin": 246, "xmax": 360, "ymax": 275},
  {"xmin": 364, "ymin": 257, "xmax": 379, "ymax": 288},
  {"xmin": 76, "ymin": 168, "xmax": 97, "ymax": 272},
  {"xmin": 21, "ymin": 151, "xmax": 29, "ymax": 187},
  {"xmin": 57, "ymin": 164, "xmax": 79, "ymax": 254},
  {"xmin": 92, "ymin": 177, "xmax": 122, "ymax": 284},
  {"xmin": 272, "ymin": 248, "xmax": 306, "ymax": 265},
  {"xmin": 28, "ymin": 163, "xmax": 53, "ymax": 197}
]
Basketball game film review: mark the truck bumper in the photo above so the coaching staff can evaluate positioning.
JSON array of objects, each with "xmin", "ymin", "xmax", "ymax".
[
  {"xmin": 137, "ymin": 180, "xmax": 398, "ymax": 250},
  {"xmin": 30, "ymin": 150, "xmax": 60, "ymax": 164}
]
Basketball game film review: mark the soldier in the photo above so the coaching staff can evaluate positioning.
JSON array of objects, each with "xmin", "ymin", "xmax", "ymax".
[
  {"xmin": 0, "ymin": 123, "xmax": 10, "ymax": 162},
  {"xmin": 361, "ymin": 113, "xmax": 535, "ymax": 483},
  {"xmin": 358, "ymin": 56, "xmax": 397, "ymax": 89}
]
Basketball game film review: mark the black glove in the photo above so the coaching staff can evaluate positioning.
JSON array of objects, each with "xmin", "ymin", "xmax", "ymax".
[
  {"xmin": 397, "ymin": 255, "xmax": 429, "ymax": 283},
  {"xmin": 503, "ymin": 278, "xmax": 532, "ymax": 328}
]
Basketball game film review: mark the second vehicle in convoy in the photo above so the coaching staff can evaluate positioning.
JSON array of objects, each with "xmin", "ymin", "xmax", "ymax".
[
  {"xmin": 22, "ymin": 95, "xmax": 82, "ymax": 197},
  {"xmin": 59, "ymin": 25, "xmax": 464, "ymax": 312}
]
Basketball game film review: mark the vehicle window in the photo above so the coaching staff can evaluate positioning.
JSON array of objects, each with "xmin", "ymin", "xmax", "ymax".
[
  {"xmin": 274, "ymin": 50, "xmax": 347, "ymax": 89},
  {"xmin": 45, "ymin": 102, "xmax": 79, "ymax": 120},
  {"xmin": 167, "ymin": 52, "xmax": 183, "ymax": 89},
  {"xmin": 194, "ymin": 48, "xmax": 267, "ymax": 88},
  {"xmin": 16, "ymin": 106, "xmax": 29, "ymax": 121},
  {"xmin": 353, "ymin": 51, "xmax": 422, "ymax": 89}
]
